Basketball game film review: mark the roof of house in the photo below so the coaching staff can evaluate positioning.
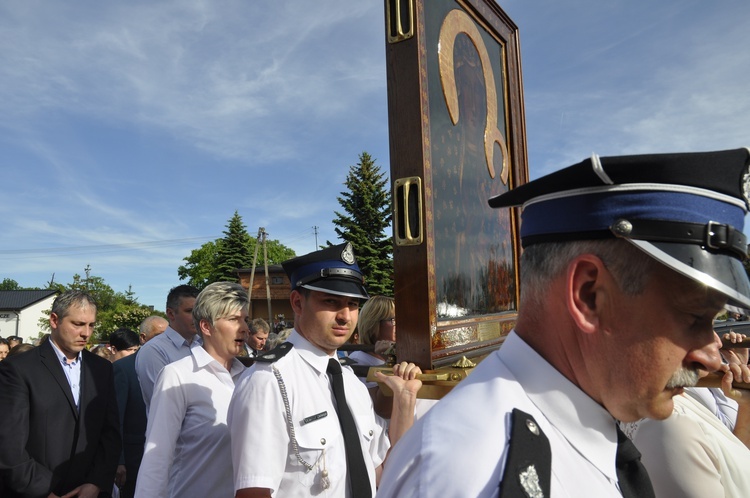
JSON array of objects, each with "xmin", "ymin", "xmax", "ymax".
[{"xmin": 0, "ymin": 290, "xmax": 59, "ymax": 310}]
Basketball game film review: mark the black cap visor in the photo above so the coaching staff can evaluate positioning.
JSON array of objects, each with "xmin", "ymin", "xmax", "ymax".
[
  {"xmin": 628, "ymin": 239, "xmax": 750, "ymax": 310},
  {"xmin": 301, "ymin": 280, "xmax": 370, "ymax": 300}
]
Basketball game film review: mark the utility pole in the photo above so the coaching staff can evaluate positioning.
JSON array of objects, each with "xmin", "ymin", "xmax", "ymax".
[
  {"xmin": 313, "ymin": 226, "xmax": 319, "ymax": 250},
  {"xmin": 247, "ymin": 228, "xmax": 263, "ymax": 317},
  {"xmin": 84, "ymin": 264, "xmax": 92, "ymax": 289},
  {"xmin": 262, "ymin": 228, "xmax": 273, "ymax": 323}
]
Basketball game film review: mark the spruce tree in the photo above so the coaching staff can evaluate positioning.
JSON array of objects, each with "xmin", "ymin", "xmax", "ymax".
[
  {"xmin": 331, "ymin": 152, "xmax": 393, "ymax": 296},
  {"xmin": 178, "ymin": 213, "xmax": 297, "ymax": 289},
  {"xmin": 213, "ymin": 211, "xmax": 253, "ymax": 283}
]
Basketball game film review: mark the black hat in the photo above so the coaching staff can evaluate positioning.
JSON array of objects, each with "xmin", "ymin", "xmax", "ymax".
[
  {"xmin": 488, "ymin": 148, "xmax": 750, "ymax": 309},
  {"xmin": 282, "ymin": 242, "xmax": 369, "ymax": 300}
]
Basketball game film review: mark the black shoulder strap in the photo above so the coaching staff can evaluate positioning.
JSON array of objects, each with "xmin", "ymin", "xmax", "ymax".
[
  {"xmin": 499, "ymin": 408, "xmax": 552, "ymax": 498},
  {"xmin": 254, "ymin": 342, "xmax": 294, "ymax": 363},
  {"xmin": 337, "ymin": 356, "xmax": 357, "ymax": 366}
]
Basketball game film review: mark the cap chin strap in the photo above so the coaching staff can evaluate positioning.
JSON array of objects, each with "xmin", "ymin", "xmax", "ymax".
[
  {"xmin": 610, "ymin": 218, "xmax": 748, "ymax": 259},
  {"xmin": 295, "ymin": 267, "xmax": 364, "ymax": 287}
]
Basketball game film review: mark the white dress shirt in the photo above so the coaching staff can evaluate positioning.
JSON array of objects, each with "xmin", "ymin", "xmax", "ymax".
[
  {"xmin": 135, "ymin": 345, "xmax": 244, "ymax": 498},
  {"xmin": 228, "ymin": 330, "xmax": 387, "ymax": 497},
  {"xmin": 377, "ymin": 331, "xmax": 624, "ymax": 498},
  {"xmin": 49, "ymin": 340, "xmax": 82, "ymax": 409},
  {"xmin": 631, "ymin": 392, "xmax": 750, "ymax": 497},
  {"xmin": 134, "ymin": 325, "xmax": 199, "ymax": 412}
]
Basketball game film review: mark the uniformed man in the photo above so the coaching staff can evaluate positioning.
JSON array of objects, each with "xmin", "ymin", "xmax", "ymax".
[
  {"xmin": 377, "ymin": 148, "xmax": 750, "ymax": 497},
  {"xmin": 228, "ymin": 242, "xmax": 422, "ymax": 498}
]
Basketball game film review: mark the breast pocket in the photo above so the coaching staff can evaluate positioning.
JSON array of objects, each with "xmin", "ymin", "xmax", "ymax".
[{"xmin": 293, "ymin": 415, "xmax": 343, "ymax": 489}]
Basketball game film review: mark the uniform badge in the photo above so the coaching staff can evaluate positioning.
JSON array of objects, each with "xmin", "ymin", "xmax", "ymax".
[
  {"xmin": 256, "ymin": 342, "xmax": 294, "ymax": 363},
  {"xmin": 499, "ymin": 409, "xmax": 551, "ymax": 498},
  {"xmin": 518, "ymin": 465, "xmax": 544, "ymax": 498},
  {"xmin": 340, "ymin": 242, "xmax": 355, "ymax": 265}
]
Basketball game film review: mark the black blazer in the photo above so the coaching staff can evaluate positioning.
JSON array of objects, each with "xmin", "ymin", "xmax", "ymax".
[
  {"xmin": 0, "ymin": 340, "xmax": 121, "ymax": 497},
  {"xmin": 112, "ymin": 352, "xmax": 147, "ymax": 478}
]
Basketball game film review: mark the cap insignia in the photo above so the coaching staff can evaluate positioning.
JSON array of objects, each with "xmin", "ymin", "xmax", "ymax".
[
  {"xmin": 341, "ymin": 242, "xmax": 355, "ymax": 265},
  {"xmin": 741, "ymin": 166, "xmax": 750, "ymax": 210}
]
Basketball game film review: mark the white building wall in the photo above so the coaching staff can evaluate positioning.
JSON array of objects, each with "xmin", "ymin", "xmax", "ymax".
[
  {"xmin": 0, "ymin": 313, "xmax": 18, "ymax": 340},
  {"xmin": 0, "ymin": 294, "xmax": 56, "ymax": 344}
]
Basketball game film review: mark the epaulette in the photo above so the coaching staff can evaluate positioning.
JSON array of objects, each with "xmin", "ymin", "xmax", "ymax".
[
  {"xmin": 499, "ymin": 408, "xmax": 551, "ymax": 498},
  {"xmin": 255, "ymin": 342, "xmax": 294, "ymax": 363},
  {"xmin": 339, "ymin": 356, "xmax": 372, "ymax": 378},
  {"xmin": 337, "ymin": 356, "xmax": 358, "ymax": 367}
]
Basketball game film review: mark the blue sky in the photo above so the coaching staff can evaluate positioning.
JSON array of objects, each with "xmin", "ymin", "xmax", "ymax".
[{"xmin": 1, "ymin": 0, "xmax": 749, "ymax": 311}]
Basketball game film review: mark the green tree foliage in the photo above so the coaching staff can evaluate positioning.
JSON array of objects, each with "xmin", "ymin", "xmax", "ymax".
[
  {"xmin": 178, "ymin": 240, "xmax": 220, "ymax": 289},
  {"xmin": 330, "ymin": 152, "xmax": 394, "ymax": 296},
  {"xmin": 0, "ymin": 278, "xmax": 22, "ymax": 290},
  {"xmin": 178, "ymin": 212, "xmax": 297, "ymax": 290},
  {"xmin": 214, "ymin": 211, "xmax": 254, "ymax": 283},
  {"xmin": 98, "ymin": 305, "xmax": 155, "ymax": 337},
  {"xmin": 37, "ymin": 268, "xmax": 161, "ymax": 343}
]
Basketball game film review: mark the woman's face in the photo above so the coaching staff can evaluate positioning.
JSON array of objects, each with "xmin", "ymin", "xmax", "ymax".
[
  {"xmin": 0, "ymin": 343, "xmax": 9, "ymax": 360},
  {"xmin": 377, "ymin": 311, "xmax": 396, "ymax": 343}
]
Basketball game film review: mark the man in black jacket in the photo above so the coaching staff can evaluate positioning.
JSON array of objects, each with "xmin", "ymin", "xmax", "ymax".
[{"xmin": 0, "ymin": 290, "xmax": 121, "ymax": 498}]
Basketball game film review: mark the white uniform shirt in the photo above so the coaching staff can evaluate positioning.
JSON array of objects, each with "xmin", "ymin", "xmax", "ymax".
[
  {"xmin": 134, "ymin": 325, "xmax": 199, "ymax": 412},
  {"xmin": 631, "ymin": 392, "xmax": 750, "ymax": 497},
  {"xmin": 377, "ymin": 331, "xmax": 623, "ymax": 498},
  {"xmin": 685, "ymin": 386, "xmax": 739, "ymax": 431},
  {"xmin": 135, "ymin": 345, "xmax": 244, "ymax": 498},
  {"xmin": 228, "ymin": 330, "xmax": 387, "ymax": 497},
  {"xmin": 349, "ymin": 350, "xmax": 384, "ymax": 389}
]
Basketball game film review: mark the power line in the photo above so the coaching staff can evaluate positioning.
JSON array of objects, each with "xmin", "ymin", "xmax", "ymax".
[{"xmin": 0, "ymin": 236, "xmax": 221, "ymax": 258}]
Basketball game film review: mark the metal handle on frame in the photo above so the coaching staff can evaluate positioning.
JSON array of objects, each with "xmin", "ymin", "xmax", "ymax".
[
  {"xmin": 386, "ymin": 0, "xmax": 414, "ymax": 43},
  {"xmin": 394, "ymin": 176, "xmax": 423, "ymax": 246}
]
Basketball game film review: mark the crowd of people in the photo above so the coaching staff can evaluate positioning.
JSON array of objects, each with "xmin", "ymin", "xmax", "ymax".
[{"xmin": 2, "ymin": 148, "xmax": 750, "ymax": 497}]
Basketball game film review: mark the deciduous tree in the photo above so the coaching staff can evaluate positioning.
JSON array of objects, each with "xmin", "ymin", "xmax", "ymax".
[
  {"xmin": 36, "ymin": 268, "xmax": 161, "ymax": 343},
  {"xmin": 178, "ymin": 212, "xmax": 296, "ymax": 290}
]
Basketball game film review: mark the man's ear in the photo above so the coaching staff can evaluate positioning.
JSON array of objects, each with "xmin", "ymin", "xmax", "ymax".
[
  {"xmin": 49, "ymin": 312, "xmax": 59, "ymax": 330},
  {"xmin": 566, "ymin": 255, "xmax": 608, "ymax": 334},
  {"xmin": 290, "ymin": 290, "xmax": 304, "ymax": 315}
]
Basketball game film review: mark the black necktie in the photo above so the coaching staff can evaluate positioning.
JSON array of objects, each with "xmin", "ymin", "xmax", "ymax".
[
  {"xmin": 327, "ymin": 358, "xmax": 372, "ymax": 498},
  {"xmin": 616, "ymin": 425, "xmax": 655, "ymax": 498}
]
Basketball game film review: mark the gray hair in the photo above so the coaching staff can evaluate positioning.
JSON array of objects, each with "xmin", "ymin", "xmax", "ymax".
[
  {"xmin": 249, "ymin": 318, "xmax": 270, "ymax": 336},
  {"xmin": 50, "ymin": 290, "xmax": 97, "ymax": 320},
  {"xmin": 139, "ymin": 315, "xmax": 167, "ymax": 336},
  {"xmin": 192, "ymin": 282, "xmax": 249, "ymax": 332},
  {"xmin": 520, "ymin": 239, "xmax": 658, "ymax": 309}
]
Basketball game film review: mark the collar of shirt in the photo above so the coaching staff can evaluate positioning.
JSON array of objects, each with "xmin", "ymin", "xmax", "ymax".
[
  {"xmin": 288, "ymin": 329, "xmax": 337, "ymax": 376},
  {"xmin": 49, "ymin": 339, "xmax": 82, "ymax": 366},
  {"xmin": 191, "ymin": 344, "xmax": 245, "ymax": 382},
  {"xmin": 164, "ymin": 325, "xmax": 202, "ymax": 349},
  {"xmin": 501, "ymin": 331, "xmax": 619, "ymax": 483},
  {"xmin": 243, "ymin": 343, "xmax": 258, "ymax": 357}
]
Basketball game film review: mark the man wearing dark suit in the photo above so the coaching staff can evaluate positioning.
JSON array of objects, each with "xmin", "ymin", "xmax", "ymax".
[
  {"xmin": 112, "ymin": 316, "xmax": 166, "ymax": 498},
  {"xmin": 0, "ymin": 290, "xmax": 121, "ymax": 498}
]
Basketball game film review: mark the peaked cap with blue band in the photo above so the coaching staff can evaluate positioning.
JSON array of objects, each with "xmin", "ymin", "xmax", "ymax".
[
  {"xmin": 281, "ymin": 242, "xmax": 369, "ymax": 300},
  {"xmin": 488, "ymin": 148, "xmax": 750, "ymax": 310}
]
